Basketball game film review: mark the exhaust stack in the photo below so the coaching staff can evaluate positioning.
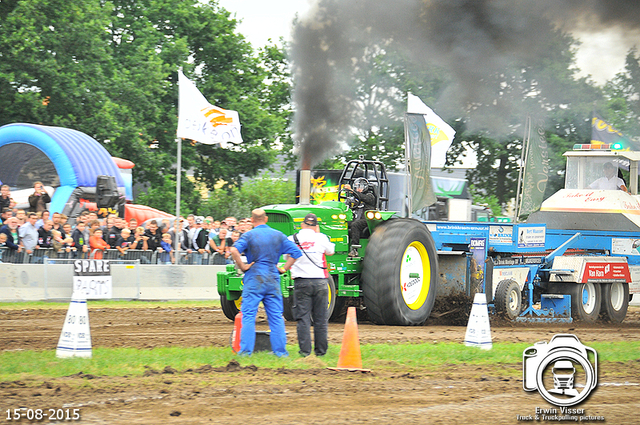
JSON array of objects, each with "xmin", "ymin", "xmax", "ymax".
[{"xmin": 300, "ymin": 169, "xmax": 311, "ymax": 205}]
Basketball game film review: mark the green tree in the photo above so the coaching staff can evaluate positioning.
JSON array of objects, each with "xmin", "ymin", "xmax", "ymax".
[
  {"xmin": 0, "ymin": 0, "xmax": 115, "ymax": 128},
  {"xmin": 469, "ymin": 184, "xmax": 501, "ymax": 216},
  {"xmin": 201, "ymin": 172, "xmax": 295, "ymax": 219},
  {"xmin": 603, "ymin": 48, "xmax": 640, "ymax": 141},
  {"xmin": 0, "ymin": 0, "xmax": 293, "ymax": 215},
  {"xmin": 446, "ymin": 29, "xmax": 603, "ymax": 205},
  {"xmin": 106, "ymin": 0, "xmax": 292, "ymax": 205}
]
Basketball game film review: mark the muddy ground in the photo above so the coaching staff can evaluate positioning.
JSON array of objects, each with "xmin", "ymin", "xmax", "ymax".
[{"xmin": 1, "ymin": 305, "xmax": 639, "ymax": 424}]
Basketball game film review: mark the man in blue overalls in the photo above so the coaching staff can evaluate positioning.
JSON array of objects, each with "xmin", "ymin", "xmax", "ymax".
[{"xmin": 230, "ymin": 208, "xmax": 301, "ymax": 356}]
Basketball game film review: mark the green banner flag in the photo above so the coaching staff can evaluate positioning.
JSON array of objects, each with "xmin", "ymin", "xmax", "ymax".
[
  {"xmin": 405, "ymin": 113, "xmax": 436, "ymax": 212},
  {"xmin": 519, "ymin": 117, "xmax": 549, "ymax": 217}
]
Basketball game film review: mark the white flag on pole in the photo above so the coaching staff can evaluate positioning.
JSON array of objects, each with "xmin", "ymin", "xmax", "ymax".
[
  {"xmin": 176, "ymin": 70, "xmax": 243, "ymax": 145},
  {"xmin": 407, "ymin": 93, "xmax": 456, "ymax": 169}
]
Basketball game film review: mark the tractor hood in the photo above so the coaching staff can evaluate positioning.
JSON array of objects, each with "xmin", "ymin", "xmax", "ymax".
[{"xmin": 262, "ymin": 202, "xmax": 352, "ymax": 239}]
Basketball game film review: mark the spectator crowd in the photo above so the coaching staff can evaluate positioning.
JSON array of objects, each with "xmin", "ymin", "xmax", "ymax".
[{"xmin": 0, "ymin": 183, "xmax": 251, "ymax": 264}]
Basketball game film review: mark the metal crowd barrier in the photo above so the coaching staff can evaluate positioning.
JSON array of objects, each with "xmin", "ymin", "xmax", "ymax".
[
  {"xmin": 0, "ymin": 247, "xmax": 231, "ymax": 265},
  {"xmin": 0, "ymin": 247, "xmax": 79, "ymax": 264},
  {"xmin": 174, "ymin": 250, "xmax": 228, "ymax": 265},
  {"xmin": 5, "ymin": 248, "xmax": 234, "ymax": 265}
]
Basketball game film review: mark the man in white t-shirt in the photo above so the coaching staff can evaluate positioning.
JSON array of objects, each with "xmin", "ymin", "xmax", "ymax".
[
  {"xmin": 284, "ymin": 213, "xmax": 335, "ymax": 357},
  {"xmin": 589, "ymin": 162, "xmax": 628, "ymax": 191}
]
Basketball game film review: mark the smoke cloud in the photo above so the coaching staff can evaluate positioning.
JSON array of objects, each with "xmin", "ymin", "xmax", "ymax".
[{"xmin": 290, "ymin": 0, "xmax": 640, "ymax": 168}]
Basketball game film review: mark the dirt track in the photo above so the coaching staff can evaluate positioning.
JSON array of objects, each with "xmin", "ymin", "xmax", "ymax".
[{"xmin": 1, "ymin": 306, "xmax": 640, "ymax": 424}]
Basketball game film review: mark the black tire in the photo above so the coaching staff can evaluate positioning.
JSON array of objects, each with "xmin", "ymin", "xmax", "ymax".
[
  {"xmin": 570, "ymin": 282, "xmax": 601, "ymax": 322},
  {"xmin": 362, "ymin": 219, "xmax": 438, "ymax": 325},
  {"xmin": 330, "ymin": 296, "xmax": 348, "ymax": 322},
  {"xmin": 600, "ymin": 282, "xmax": 629, "ymax": 323},
  {"xmin": 326, "ymin": 276, "xmax": 337, "ymax": 320},
  {"xmin": 220, "ymin": 294, "xmax": 241, "ymax": 320},
  {"xmin": 283, "ymin": 277, "xmax": 336, "ymax": 322},
  {"xmin": 494, "ymin": 279, "xmax": 522, "ymax": 320},
  {"xmin": 550, "ymin": 283, "xmax": 601, "ymax": 322}
]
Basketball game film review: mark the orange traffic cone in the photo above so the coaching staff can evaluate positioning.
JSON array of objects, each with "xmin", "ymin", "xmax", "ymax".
[
  {"xmin": 231, "ymin": 312, "xmax": 242, "ymax": 353},
  {"xmin": 328, "ymin": 307, "xmax": 371, "ymax": 372}
]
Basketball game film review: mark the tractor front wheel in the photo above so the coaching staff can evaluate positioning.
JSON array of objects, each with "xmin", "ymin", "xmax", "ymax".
[
  {"xmin": 220, "ymin": 294, "xmax": 241, "ymax": 320},
  {"xmin": 362, "ymin": 219, "xmax": 438, "ymax": 325},
  {"xmin": 330, "ymin": 297, "xmax": 348, "ymax": 322},
  {"xmin": 326, "ymin": 276, "xmax": 337, "ymax": 321},
  {"xmin": 282, "ymin": 292, "xmax": 294, "ymax": 321}
]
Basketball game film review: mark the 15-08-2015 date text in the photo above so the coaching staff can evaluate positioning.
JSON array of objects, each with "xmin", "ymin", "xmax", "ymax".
[{"xmin": 5, "ymin": 408, "xmax": 80, "ymax": 421}]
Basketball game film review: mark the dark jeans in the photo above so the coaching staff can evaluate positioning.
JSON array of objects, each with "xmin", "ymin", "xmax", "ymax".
[
  {"xmin": 349, "ymin": 218, "xmax": 368, "ymax": 246},
  {"xmin": 293, "ymin": 278, "xmax": 329, "ymax": 356}
]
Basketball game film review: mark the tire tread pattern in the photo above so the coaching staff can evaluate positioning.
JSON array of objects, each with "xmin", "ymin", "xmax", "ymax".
[
  {"xmin": 494, "ymin": 279, "xmax": 521, "ymax": 320},
  {"xmin": 362, "ymin": 219, "xmax": 438, "ymax": 325},
  {"xmin": 600, "ymin": 282, "xmax": 629, "ymax": 323}
]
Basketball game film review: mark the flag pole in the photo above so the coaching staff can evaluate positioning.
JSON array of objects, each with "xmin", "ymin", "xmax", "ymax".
[
  {"xmin": 514, "ymin": 116, "xmax": 531, "ymax": 222},
  {"xmin": 403, "ymin": 113, "xmax": 412, "ymax": 217},
  {"xmin": 174, "ymin": 136, "xmax": 182, "ymax": 261}
]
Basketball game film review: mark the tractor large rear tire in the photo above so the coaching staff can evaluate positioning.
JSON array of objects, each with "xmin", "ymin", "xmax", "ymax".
[{"xmin": 362, "ymin": 219, "xmax": 438, "ymax": 325}]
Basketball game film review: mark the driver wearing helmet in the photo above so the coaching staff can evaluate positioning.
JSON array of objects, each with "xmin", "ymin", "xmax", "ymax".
[{"xmin": 343, "ymin": 177, "xmax": 377, "ymax": 257}]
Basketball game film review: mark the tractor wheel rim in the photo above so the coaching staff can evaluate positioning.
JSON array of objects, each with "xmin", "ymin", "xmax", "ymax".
[
  {"xmin": 400, "ymin": 242, "xmax": 431, "ymax": 310},
  {"xmin": 234, "ymin": 297, "xmax": 242, "ymax": 310},
  {"xmin": 581, "ymin": 283, "xmax": 597, "ymax": 314},
  {"xmin": 610, "ymin": 283, "xmax": 624, "ymax": 311}
]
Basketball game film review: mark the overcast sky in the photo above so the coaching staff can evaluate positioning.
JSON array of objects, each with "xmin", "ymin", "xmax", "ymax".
[
  {"xmin": 217, "ymin": 0, "xmax": 312, "ymax": 47},
  {"xmin": 218, "ymin": 0, "xmax": 632, "ymax": 86}
]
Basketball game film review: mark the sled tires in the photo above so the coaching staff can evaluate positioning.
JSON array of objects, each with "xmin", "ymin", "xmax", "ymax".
[
  {"xmin": 362, "ymin": 219, "xmax": 438, "ymax": 325},
  {"xmin": 600, "ymin": 282, "xmax": 629, "ymax": 323},
  {"xmin": 494, "ymin": 279, "xmax": 522, "ymax": 320},
  {"xmin": 550, "ymin": 283, "xmax": 602, "ymax": 322},
  {"xmin": 570, "ymin": 282, "xmax": 601, "ymax": 322}
]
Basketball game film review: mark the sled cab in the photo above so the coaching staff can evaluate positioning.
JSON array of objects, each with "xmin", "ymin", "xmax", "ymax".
[{"xmin": 529, "ymin": 144, "xmax": 640, "ymax": 231}]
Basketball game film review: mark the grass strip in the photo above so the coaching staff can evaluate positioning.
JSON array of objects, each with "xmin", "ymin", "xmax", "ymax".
[{"xmin": 1, "ymin": 341, "xmax": 638, "ymax": 382}]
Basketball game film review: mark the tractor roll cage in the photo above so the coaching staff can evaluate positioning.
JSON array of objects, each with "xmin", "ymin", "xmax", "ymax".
[{"xmin": 338, "ymin": 156, "xmax": 390, "ymax": 211}]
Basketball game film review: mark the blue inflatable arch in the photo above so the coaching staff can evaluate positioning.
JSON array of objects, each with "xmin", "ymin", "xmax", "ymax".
[{"xmin": 0, "ymin": 123, "xmax": 124, "ymax": 213}]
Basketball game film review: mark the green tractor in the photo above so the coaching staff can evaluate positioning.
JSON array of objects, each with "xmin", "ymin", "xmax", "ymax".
[{"xmin": 216, "ymin": 158, "xmax": 439, "ymax": 325}]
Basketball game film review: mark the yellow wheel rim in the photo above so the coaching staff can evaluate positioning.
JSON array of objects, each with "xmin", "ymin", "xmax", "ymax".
[
  {"xmin": 326, "ymin": 281, "xmax": 333, "ymax": 310},
  {"xmin": 400, "ymin": 241, "xmax": 431, "ymax": 310},
  {"xmin": 234, "ymin": 297, "xmax": 242, "ymax": 310}
]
